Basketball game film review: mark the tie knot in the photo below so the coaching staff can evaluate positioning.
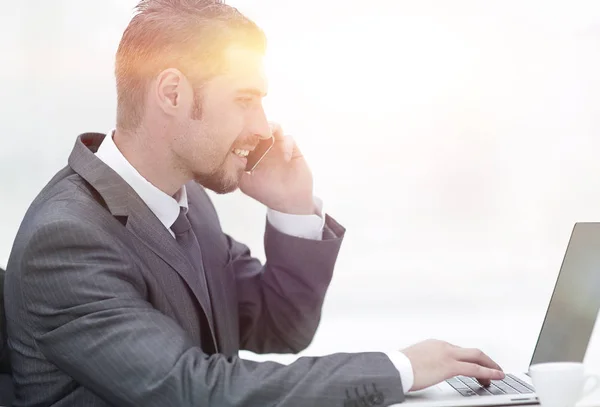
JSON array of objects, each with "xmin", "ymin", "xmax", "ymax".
[{"xmin": 171, "ymin": 207, "xmax": 191, "ymax": 236}]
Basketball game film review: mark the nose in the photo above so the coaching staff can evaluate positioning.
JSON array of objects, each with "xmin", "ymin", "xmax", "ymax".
[{"xmin": 250, "ymin": 107, "xmax": 271, "ymax": 141}]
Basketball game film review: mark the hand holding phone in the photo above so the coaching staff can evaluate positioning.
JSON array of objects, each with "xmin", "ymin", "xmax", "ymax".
[
  {"xmin": 239, "ymin": 122, "xmax": 314, "ymax": 215},
  {"xmin": 245, "ymin": 136, "xmax": 275, "ymax": 173}
]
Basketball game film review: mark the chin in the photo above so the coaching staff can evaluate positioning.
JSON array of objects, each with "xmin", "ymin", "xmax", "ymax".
[
  {"xmin": 193, "ymin": 167, "xmax": 243, "ymax": 195},
  {"xmin": 207, "ymin": 182, "xmax": 239, "ymax": 195}
]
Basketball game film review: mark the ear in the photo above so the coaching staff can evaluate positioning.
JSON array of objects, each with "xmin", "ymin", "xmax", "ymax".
[{"xmin": 153, "ymin": 68, "xmax": 193, "ymax": 117}]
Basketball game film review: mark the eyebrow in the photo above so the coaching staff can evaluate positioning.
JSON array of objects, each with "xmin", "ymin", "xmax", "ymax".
[{"xmin": 236, "ymin": 88, "xmax": 267, "ymax": 98}]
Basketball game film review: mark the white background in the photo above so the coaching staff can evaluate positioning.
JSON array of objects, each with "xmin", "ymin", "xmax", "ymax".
[{"xmin": 1, "ymin": 0, "xmax": 600, "ymax": 372}]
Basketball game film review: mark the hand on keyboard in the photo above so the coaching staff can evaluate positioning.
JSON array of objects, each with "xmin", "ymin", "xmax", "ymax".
[{"xmin": 401, "ymin": 339, "xmax": 505, "ymax": 391}]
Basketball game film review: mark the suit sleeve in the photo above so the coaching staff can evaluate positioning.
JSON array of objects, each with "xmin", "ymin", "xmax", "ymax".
[
  {"xmin": 232, "ymin": 214, "xmax": 346, "ymax": 354},
  {"xmin": 19, "ymin": 219, "xmax": 406, "ymax": 407}
]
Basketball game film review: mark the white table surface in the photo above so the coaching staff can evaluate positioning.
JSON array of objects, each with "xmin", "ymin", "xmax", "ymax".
[{"xmin": 242, "ymin": 302, "xmax": 600, "ymax": 406}]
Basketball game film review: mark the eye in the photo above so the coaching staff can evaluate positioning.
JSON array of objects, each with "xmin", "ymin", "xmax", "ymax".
[{"xmin": 236, "ymin": 96, "xmax": 253, "ymax": 108}]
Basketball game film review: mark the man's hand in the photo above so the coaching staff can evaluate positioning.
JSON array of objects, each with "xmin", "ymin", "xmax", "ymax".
[
  {"xmin": 239, "ymin": 122, "xmax": 315, "ymax": 215},
  {"xmin": 401, "ymin": 339, "xmax": 505, "ymax": 391}
]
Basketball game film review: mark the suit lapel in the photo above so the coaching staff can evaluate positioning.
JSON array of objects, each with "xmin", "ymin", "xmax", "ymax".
[
  {"xmin": 186, "ymin": 193, "xmax": 237, "ymax": 355},
  {"xmin": 68, "ymin": 133, "xmax": 218, "ymax": 350},
  {"xmin": 126, "ymin": 211, "xmax": 216, "ymax": 336}
]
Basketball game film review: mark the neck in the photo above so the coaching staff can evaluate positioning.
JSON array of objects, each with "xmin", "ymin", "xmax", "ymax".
[{"xmin": 113, "ymin": 127, "xmax": 188, "ymax": 197}]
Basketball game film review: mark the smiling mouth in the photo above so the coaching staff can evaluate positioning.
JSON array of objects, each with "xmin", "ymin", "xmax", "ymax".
[{"xmin": 232, "ymin": 148, "xmax": 249, "ymax": 158}]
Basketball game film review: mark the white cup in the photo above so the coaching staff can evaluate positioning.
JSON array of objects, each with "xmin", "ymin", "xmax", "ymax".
[{"xmin": 529, "ymin": 362, "xmax": 600, "ymax": 407}]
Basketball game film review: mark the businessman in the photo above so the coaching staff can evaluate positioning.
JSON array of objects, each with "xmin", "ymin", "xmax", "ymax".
[{"xmin": 4, "ymin": 1, "xmax": 505, "ymax": 406}]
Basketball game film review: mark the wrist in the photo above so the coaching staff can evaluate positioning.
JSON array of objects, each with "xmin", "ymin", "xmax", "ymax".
[
  {"xmin": 269, "ymin": 196, "xmax": 316, "ymax": 215},
  {"xmin": 273, "ymin": 202, "xmax": 316, "ymax": 215}
]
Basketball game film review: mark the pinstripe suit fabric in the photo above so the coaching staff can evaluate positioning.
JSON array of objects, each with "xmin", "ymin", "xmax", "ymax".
[{"xmin": 3, "ymin": 133, "xmax": 405, "ymax": 406}]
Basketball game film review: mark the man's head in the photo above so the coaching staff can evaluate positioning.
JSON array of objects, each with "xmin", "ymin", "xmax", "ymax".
[{"xmin": 115, "ymin": 0, "xmax": 271, "ymax": 194}]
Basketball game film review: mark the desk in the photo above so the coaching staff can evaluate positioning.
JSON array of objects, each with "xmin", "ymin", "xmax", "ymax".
[{"xmin": 242, "ymin": 304, "xmax": 600, "ymax": 406}]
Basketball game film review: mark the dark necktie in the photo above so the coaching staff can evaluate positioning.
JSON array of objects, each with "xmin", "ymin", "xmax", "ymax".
[{"xmin": 170, "ymin": 207, "xmax": 214, "ymax": 329}]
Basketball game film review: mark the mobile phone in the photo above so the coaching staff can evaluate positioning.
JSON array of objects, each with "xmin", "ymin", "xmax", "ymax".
[{"xmin": 245, "ymin": 136, "xmax": 275, "ymax": 173}]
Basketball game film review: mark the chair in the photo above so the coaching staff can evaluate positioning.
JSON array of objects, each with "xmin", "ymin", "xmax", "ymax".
[{"xmin": 0, "ymin": 267, "xmax": 14, "ymax": 406}]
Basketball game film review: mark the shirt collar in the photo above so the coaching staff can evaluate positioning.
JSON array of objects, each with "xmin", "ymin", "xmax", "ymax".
[{"xmin": 95, "ymin": 130, "xmax": 188, "ymax": 230}]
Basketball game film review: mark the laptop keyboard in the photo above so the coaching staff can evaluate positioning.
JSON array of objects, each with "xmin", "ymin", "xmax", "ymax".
[{"xmin": 446, "ymin": 374, "xmax": 535, "ymax": 397}]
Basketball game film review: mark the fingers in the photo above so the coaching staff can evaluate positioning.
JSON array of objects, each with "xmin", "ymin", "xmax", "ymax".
[
  {"xmin": 453, "ymin": 362, "xmax": 505, "ymax": 382},
  {"xmin": 268, "ymin": 122, "xmax": 291, "ymax": 161},
  {"xmin": 477, "ymin": 378, "xmax": 492, "ymax": 387},
  {"xmin": 454, "ymin": 348, "xmax": 503, "ymax": 372},
  {"xmin": 451, "ymin": 347, "xmax": 504, "ymax": 387},
  {"xmin": 268, "ymin": 122, "xmax": 303, "ymax": 163},
  {"xmin": 269, "ymin": 122, "xmax": 285, "ymax": 141},
  {"xmin": 281, "ymin": 135, "xmax": 295, "ymax": 162},
  {"xmin": 401, "ymin": 340, "xmax": 505, "ymax": 392}
]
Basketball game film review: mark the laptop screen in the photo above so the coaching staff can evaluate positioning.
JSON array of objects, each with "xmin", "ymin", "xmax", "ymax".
[{"xmin": 530, "ymin": 223, "xmax": 600, "ymax": 366}]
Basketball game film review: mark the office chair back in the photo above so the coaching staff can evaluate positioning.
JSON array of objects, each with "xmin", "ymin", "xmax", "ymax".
[{"xmin": 0, "ymin": 267, "xmax": 14, "ymax": 406}]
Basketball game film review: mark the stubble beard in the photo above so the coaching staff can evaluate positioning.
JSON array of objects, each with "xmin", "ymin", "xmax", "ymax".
[
  {"xmin": 193, "ymin": 160, "xmax": 242, "ymax": 195},
  {"xmin": 189, "ymin": 89, "xmax": 242, "ymax": 194}
]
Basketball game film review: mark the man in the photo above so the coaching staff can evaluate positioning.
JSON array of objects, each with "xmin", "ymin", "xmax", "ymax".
[{"xmin": 3, "ymin": 1, "xmax": 505, "ymax": 406}]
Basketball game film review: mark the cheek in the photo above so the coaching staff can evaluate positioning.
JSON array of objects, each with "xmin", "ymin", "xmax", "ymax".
[
  {"xmin": 189, "ymin": 107, "xmax": 245, "ymax": 163},
  {"xmin": 206, "ymin": 124, "xmax": 239, "ymax": 167},
  {"xmin": 221, "ymin": 122, "xmax": 245, "ymax": 149},
  {"xmin": 177, "ymin": 122, "xmax": 215, "ymax": 170},
  {"xmin": 215, "ymin": 106, "xmax": 246, "ymax": 142}
]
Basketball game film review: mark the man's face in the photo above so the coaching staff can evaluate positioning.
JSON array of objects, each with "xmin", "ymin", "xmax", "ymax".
[{"xmin": 173, "ymin": 46, "xmax": 270, "ymax": 194}]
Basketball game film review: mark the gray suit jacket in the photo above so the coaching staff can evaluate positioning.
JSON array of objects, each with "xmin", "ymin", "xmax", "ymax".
[{"xmin": 4, "ymin": 133, "xmax": 405, "ymax": 406}]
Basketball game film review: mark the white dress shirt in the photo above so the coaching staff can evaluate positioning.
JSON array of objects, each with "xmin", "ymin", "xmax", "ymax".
[{"xmin": 95, "ymin": 130, "xmax": 414, "ymax": 393}]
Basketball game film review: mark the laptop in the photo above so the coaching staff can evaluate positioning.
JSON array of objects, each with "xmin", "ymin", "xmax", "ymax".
[{"xmin": 401, "ymin": 222, "xmax": 600, "ymax": 406}]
